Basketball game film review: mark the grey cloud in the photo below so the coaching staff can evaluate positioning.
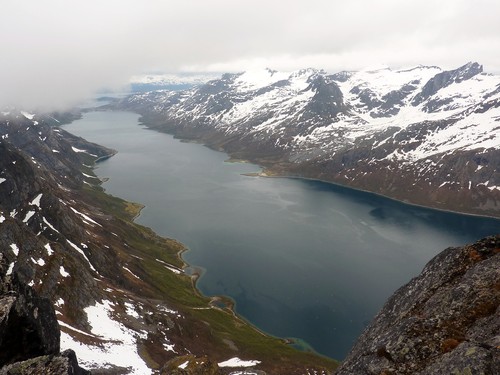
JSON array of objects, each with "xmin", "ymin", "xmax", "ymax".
[{"xmin": 1, "ymin": 0, "xmax": 500, "ymax": 110}]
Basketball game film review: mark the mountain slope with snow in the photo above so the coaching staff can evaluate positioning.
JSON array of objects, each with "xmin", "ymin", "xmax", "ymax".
[
  {"xmin": 0, "ymin": 111, "xmax": 337, "ymax": 374},
  {"xmin": 116, "ymin": 62, "xmax": 500, "ymax": 217}
]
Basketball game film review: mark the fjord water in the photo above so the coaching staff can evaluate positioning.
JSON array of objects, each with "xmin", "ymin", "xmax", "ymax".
[{"xmin": 65, "ymin": 111, "xmax": 499, "ymax": 359}]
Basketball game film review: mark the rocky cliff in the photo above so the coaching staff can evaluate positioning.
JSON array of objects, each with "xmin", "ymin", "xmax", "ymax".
[
  {"xmin": 335, "ymin": 235, "xmax": 500, "ymax": 375},
  {"xmin": 0, "ymin": 268, "xmax": 89, "ymax": 374}
]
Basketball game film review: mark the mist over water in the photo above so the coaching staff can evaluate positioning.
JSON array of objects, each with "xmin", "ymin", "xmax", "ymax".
[{"xmin": 65, "ymin": 111, "xmax": 500, "ymax": 358}]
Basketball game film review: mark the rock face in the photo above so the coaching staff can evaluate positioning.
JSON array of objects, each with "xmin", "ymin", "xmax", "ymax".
[
  {"xmin": 113, "ymin": 62, "xmax": 500, "ymax": 217},
  {"xmin": 0, "ymin": 273, "xmax": 59, "ymax": 366},
  {"xmin": 335, "ymin": 235, "xmax": 500, "ymax": 375},
  {"xmin": 0, "ymin": 263, "xmax": 88, "ymax": 373}
]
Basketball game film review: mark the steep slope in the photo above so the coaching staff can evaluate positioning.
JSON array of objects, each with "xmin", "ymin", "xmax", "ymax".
[
  {"xmin": 114, "ymin": 63, "xmax": 500, "ymax": 217},
  {"xmin": 335, "ymin": 235, "xmax": 500, "ymax": 374},
  {"xmin": 0, "ymin": 111, "xmax": 337, "ymax": 374}
]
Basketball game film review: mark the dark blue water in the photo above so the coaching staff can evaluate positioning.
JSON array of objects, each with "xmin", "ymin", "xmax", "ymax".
[{"xmin": 64, "ymin": 111, "xmax": 500, "ymax": 359}]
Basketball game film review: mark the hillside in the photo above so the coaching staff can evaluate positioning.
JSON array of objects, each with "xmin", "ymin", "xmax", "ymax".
[{"xmin": 0, "ymin": 110, "xmax": 337, "ymax": 374}]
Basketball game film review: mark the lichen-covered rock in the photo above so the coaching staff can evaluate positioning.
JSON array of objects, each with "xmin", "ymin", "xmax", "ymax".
[
  {"xmin": 335, "ymin": 235, "xmax": 500, "ymax": 375},
  {"xmin": 0, "ymin": 274, "xmax": 60, "ymax": 367},
  {"xmin": 0, "ymin": 349, "xmax": 89, "ymax": 375}
]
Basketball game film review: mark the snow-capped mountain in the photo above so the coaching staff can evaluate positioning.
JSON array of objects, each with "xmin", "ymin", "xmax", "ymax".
[
  {"xmin": 129, "ymin": 72, "xmax": 219, "ymax": 92},
  {"xmin": 116, "ymin": 62, "xmax": 500, "ymax": 217}
]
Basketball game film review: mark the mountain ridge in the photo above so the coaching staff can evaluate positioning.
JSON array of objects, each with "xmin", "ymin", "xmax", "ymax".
[{"xmin": 112, "ymin": 62, "xmax": 500, "ymax": 218}]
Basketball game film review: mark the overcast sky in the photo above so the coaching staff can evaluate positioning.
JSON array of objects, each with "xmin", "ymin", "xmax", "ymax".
[{"xmin": 1, "ymin": 0, "xmax": 499, "ymax": 109}]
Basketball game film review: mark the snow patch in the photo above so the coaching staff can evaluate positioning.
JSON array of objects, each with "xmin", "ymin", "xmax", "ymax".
[
  {"xmin": 6, "ymin": 262, "xmax": 15, "ymax": 276},
  {"xmin": 10, "ymin": 244, "xmax": 19, "ymax": 256},
  {"xmin": 60, "ymin": 300, "xmax": 150, "ymax": 374},
  {"xmin": 60, "ymin": 266, "xmax": 70, "ymax": 278},
  {"xmin": 124, "ymin": 302, "xmax": 139, "ymax": 318},
  {"xmin": 45, "ymin": 243, "xmax": 55, "ymax": 256},
  {"xmin": 23, "ymin": 210, "xmax": 35, "ymax": 223},
  {"xmin": 33, "ymin": 258, "xmax": 45, "ymax": 266},
  {"xmin": 0, "ymin": 177, "xmax": 5, "ymax": 184},
  {"xmin": 30, "ymin": 193, "xmax": 43, "ymax": 207},
  {"xmin": 156, "ymin": 258, "xmax": 182, "ymax": 274},
  {"xmin": 218, "ymin": 357, "xmax": 261, "ymax": 368}
]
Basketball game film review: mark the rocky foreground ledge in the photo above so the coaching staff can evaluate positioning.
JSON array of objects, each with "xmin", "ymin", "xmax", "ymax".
[
  {"xmin": 336, "ymin": 235, "xmax": 500, "ymax": 375},
  {"xmin": 0, "ymin": 270, "xmax": 88, "ymax": 374}
]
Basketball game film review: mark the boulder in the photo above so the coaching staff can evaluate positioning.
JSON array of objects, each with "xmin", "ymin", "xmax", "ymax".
[{"xmin": 335, "ymin": 235, "xmax": 500, "ymax": 374}]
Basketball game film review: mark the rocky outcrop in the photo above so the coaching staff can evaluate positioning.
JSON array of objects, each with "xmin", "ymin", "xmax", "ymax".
[
  {"xmin": 0, "ymin": 273, "xmax": 59, "ymax": 366},
  {"xmin": 0, "ymin": 349, "xmax": 89, "ymax": 375},
  {"xmin": 335, "ymin": 235, "xmax": 500, "ymax": 375},
  {"xmin": 0, "ymin": 265, "xmax": 88, "ymax": 373}
]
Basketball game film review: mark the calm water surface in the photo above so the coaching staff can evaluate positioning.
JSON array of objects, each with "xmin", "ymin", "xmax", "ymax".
[{"xmin": 64, "ymin": 111, "xmax": 500, "ymax": 359}]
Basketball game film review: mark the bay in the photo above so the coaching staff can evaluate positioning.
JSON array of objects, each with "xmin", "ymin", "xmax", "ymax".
[{"xmin": 64, "ymin": 110, "xmax": 500, "ymax": 359}]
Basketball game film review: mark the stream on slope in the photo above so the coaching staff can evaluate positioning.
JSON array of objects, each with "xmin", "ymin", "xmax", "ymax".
[{"xmin": 64, "ymin": 110, "xmax": 500, "ymax": 359}]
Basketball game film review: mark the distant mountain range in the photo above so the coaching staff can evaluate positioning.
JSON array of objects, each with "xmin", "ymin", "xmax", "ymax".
[
  {"xmin": 129, "ymin": 72, "xmax": 220, "ymax": 92},
  {"xmin": 115, "ymin": 62, "xmax": 500, "ymax": 217}
]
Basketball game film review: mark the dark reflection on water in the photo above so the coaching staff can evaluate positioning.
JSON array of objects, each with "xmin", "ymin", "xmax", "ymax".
[{"xmin": 65, "ymin": 111, "xmax": 500, "ymax": 359}]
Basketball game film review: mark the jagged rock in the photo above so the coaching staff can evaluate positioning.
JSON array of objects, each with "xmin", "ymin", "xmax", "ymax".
[
  {"xmin": 335, "ymin": 235, "xmax": 500, "ymax": 375},
  {"xmin": 0, "ymin": 274, "xmax": 60, "ymax": 367},
  {"xmin": 0, "ymin": 349, "xmax": 89, "ymax": 375}
]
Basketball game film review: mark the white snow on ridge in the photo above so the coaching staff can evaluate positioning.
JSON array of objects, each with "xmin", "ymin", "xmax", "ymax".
[
  {"xmin": 60, "ymin": 300, "xmax": 150, "ymax": 374},
  {"xmin": 0, "ymin": 177, "xmax": 6, "ymax": 184},
  {"xmin": 339, "ymin": 65, "xmax": 442, "ymax": 100},
  {"xmin": 233, "ymin": 69, "xmax": 290, "ymax": 93}
]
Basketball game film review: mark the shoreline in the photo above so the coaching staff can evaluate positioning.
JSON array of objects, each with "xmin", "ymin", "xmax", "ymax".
[
  {"xmin": 136, "ymin": 117, "xmax": 500, "ymax": 220},
  {"xmin": 250, "ymin": 170, "xmax": 500, "ymax": 221},
  {"xmin": 74, "ymin": 108, "xmax": 498, "ymax": 363}
]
